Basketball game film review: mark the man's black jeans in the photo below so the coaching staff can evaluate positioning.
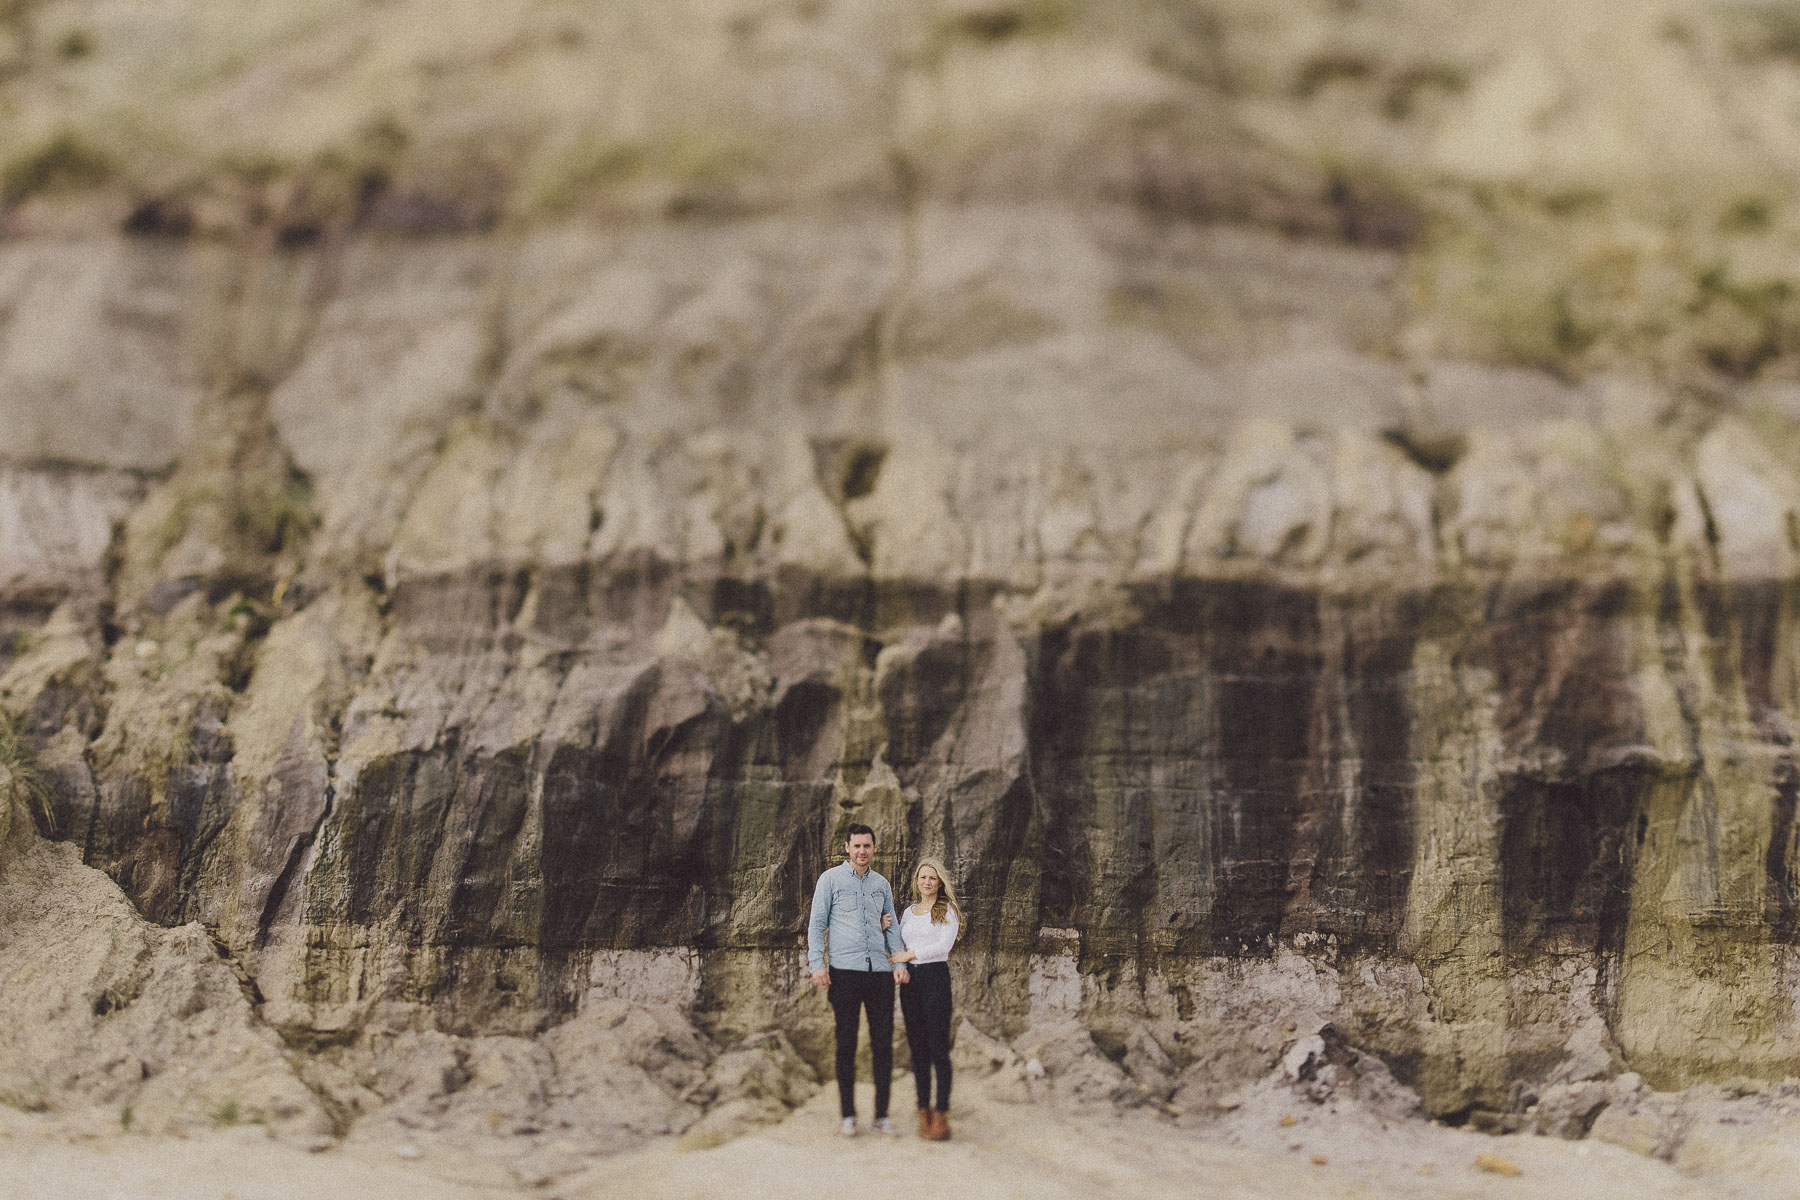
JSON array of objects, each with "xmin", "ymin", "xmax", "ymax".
[
  {"xmin": 827, "ymin": 967, "xmax": 894, "ymax": 1119},
  {"xmin": 899, "ymin": 960, "xmax": 952, "ymax": 1111}
]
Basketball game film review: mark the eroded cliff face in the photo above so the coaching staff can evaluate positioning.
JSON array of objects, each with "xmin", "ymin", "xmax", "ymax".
[
  {"xmin": 9, "ymin": 0, "xmax": 1800, "ymax": 1151},
  {"xmin": 15, "ymin": 346, "xmax": 1800, "ymax": 1119}
]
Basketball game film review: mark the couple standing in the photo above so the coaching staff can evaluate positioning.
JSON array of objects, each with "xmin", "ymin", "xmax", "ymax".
[{"xmin": 807, "ymin": 824, "xmax": 961, "ymax": 1141}]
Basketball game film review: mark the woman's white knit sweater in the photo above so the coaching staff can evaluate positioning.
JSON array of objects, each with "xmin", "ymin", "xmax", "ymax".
[{"xmin": 898, "ymin": 907, "xmax": 958, "ymax": 963}]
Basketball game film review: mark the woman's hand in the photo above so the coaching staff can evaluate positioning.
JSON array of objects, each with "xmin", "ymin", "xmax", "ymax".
[
  {"xmin": 882, "ymin": 911, "xmax": 893, "ymax": 930},
  {"xmin": 889, "ymin": 950, "xmax": 916, "ymax": 963}
]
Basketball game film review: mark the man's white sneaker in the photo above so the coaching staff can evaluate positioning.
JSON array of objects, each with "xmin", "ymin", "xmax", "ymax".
[
  {"xmin": 872, "ymin": 1117, "xmax": 898, "ymax": 1136},
  {"xmin": 839, "ymin": 1117, "xmax": 858, "ymax": 1137}
]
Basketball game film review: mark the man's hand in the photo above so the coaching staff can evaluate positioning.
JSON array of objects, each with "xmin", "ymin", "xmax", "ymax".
[
  {"xmin": 893, "ymin": 967, "xmax": 910, "ymax": 985},
  {"xmin": 810, "ymin": 967, "xmax": 830, "ymax": 989}
]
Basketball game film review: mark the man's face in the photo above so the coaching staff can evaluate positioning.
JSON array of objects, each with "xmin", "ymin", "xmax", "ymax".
[{"xmin": 846, "ymin": 833, "xmax": 875, "ymax": 869}]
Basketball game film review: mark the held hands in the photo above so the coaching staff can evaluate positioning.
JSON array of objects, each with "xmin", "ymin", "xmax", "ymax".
[
  {"xmin": 893, "ymin": 966, "xmax": 910, "ymax": 984},
  {"xmin": 881, "ymin": 911, "xmax": 892, "ymax": 931}
]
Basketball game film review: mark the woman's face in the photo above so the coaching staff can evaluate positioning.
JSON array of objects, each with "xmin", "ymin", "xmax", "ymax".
[{"xmin": 917, "ymin": 866, "xmax": 940, "ymax": 898}]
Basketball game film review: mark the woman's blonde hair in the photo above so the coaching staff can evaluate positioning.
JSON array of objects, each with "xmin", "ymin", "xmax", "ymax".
[{"xmin": 912, "ymin": 857, "xmax": 963, "ymax": 931}]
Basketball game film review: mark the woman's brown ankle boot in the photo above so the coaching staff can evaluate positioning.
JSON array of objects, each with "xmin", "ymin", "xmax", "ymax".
[
  {"xmin": 927, "ymin": 1109, "xmax": 951, "ymax": 1141},
  {"xmin": 917, "ymin": 1107, "xmax": 932, "ymax": 1138}
]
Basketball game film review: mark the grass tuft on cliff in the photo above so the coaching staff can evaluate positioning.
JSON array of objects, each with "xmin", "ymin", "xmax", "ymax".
[
  {"xmin": 0, "ymin": 713, "xmax": 51, "ymax": 835},
  {"xmin": 2, "ymin": 130, "xmax": 112, "ymax": 206}
]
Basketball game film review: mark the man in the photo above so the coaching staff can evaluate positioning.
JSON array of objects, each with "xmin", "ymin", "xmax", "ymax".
[{"xmin": 808, "ymin": 823, "xmax": 910, "ymax": 1137}]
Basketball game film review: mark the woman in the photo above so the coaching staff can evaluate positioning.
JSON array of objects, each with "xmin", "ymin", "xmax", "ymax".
[{"xmin": 889, "ymin": 857, "xmax": 961, "ymax": 1141}]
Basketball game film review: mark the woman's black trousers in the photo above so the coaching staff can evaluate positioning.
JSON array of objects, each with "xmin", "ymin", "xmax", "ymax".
[{"xmin": 899, "ymin": 961, "xmax": 953, "ymax": 1112}]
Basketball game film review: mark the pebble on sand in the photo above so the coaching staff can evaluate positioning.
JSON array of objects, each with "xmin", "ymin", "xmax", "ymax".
[{"xmin": 1472, "ymin": 1153, "xmax": 1521, "ymax": 1176}]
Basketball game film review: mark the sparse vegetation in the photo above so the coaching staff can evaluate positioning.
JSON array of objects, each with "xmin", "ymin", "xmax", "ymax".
[
  {"xmin": 0, "ymin": 711, "xmax": 51, "ymax": 834},
  {"xmin": 1723, "ymin": 0, "xmax": 1800, "ymax": 59},
  {"xmin": 134, "ymin": 463, "xmax": 316, "ymax": 596},
  {"xmin": 1722, "ymin": 196, "xmax": 1774, "ymax": 233},
  {"xmin": 941, "ymin": 0, "xmax": 1072, "ymax": 42},
  {"xmin": 1383, "ymin": 63, "xmax": 1469, "ymax": 119},
  {"xmin": 1, "ymin": 131, "xmax": 112, "ymax": 206},
  {"xmin": 239, "ymin": 472, "xmax": 317, "ymax": 557},
  {"xmin": 529, "ymin": 141, "xmax": 646, "ymax": 215},
  {"xmin": 1689, "ymin": 262, "xmax": 1798, "ymax": 377},
  {"xmin": 162, "ymin": 728, "xmax": 194, "ymax": 772},
  {"xmin": 527, "ymin": 127, "xmax": 764, "ymax": 219},
  {"xmin": 241, "ymin": 116, "xmax": 413, "ymax": 242},
  {"xmin": 55, "ymin": 27, "xmax": 94, "ymax": 60},
  {"xmin": 210, "ymin": 1098, "xmax": 240, "ymax": 1126},
  {"xmin": 0, "ymin": 1083, "xmax": 48, "ymax": 1113},
  {"xmin": 1407, "ymin": 184, "xmax": 1800, "ymax": 382},
  {"xmin": 1295, "ymin": 51, "xmax": 1375, "ymax": 100},
  {"xmin": 1441, "ymin": 260, "xmax": 1611, "ymax": 373},
  {"xmin": 1541, "ymin": 189, "xmax": 1607, "ymax": 218}
]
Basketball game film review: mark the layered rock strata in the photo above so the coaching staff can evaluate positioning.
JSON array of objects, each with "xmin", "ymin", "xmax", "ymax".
[
  {"xmin": 10, "ymin": 0, "xmax": 1800, "ymax": 1146},
  {"xmin": 6, "ymin": 225, "xmax": 1800, "ymax": 1125}
]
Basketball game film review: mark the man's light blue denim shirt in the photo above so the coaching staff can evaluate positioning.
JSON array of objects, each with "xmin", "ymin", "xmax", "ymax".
[{"xmin": 807, "ymin": 860, "xmax": 907, "ymax": 973}]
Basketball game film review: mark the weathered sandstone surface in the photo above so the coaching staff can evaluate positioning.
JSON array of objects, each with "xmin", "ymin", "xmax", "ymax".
[
  {"xmin": 9, "ymin": 222, "xmax": 1800, "ymax": 1128},
  {"xmin": 9, "ymin": 0, "xmax": 1800, "ymax": 1182}
]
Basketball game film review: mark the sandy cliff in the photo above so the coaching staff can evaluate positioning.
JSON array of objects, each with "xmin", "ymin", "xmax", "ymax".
[{"xmin": 7, "ymin": 0, "xmax": 1800, "ymax": 1184}]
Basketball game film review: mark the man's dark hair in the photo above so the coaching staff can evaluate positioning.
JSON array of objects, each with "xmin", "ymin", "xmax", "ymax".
[{"xmin": 844, "ymin": 823, "xmax": 875, "ymax": 842}]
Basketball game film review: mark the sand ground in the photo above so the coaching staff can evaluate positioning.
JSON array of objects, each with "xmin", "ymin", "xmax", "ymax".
[{"xmin": 2, "ymin": 1071, "xmax": 1783, "ymax": 1200}]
